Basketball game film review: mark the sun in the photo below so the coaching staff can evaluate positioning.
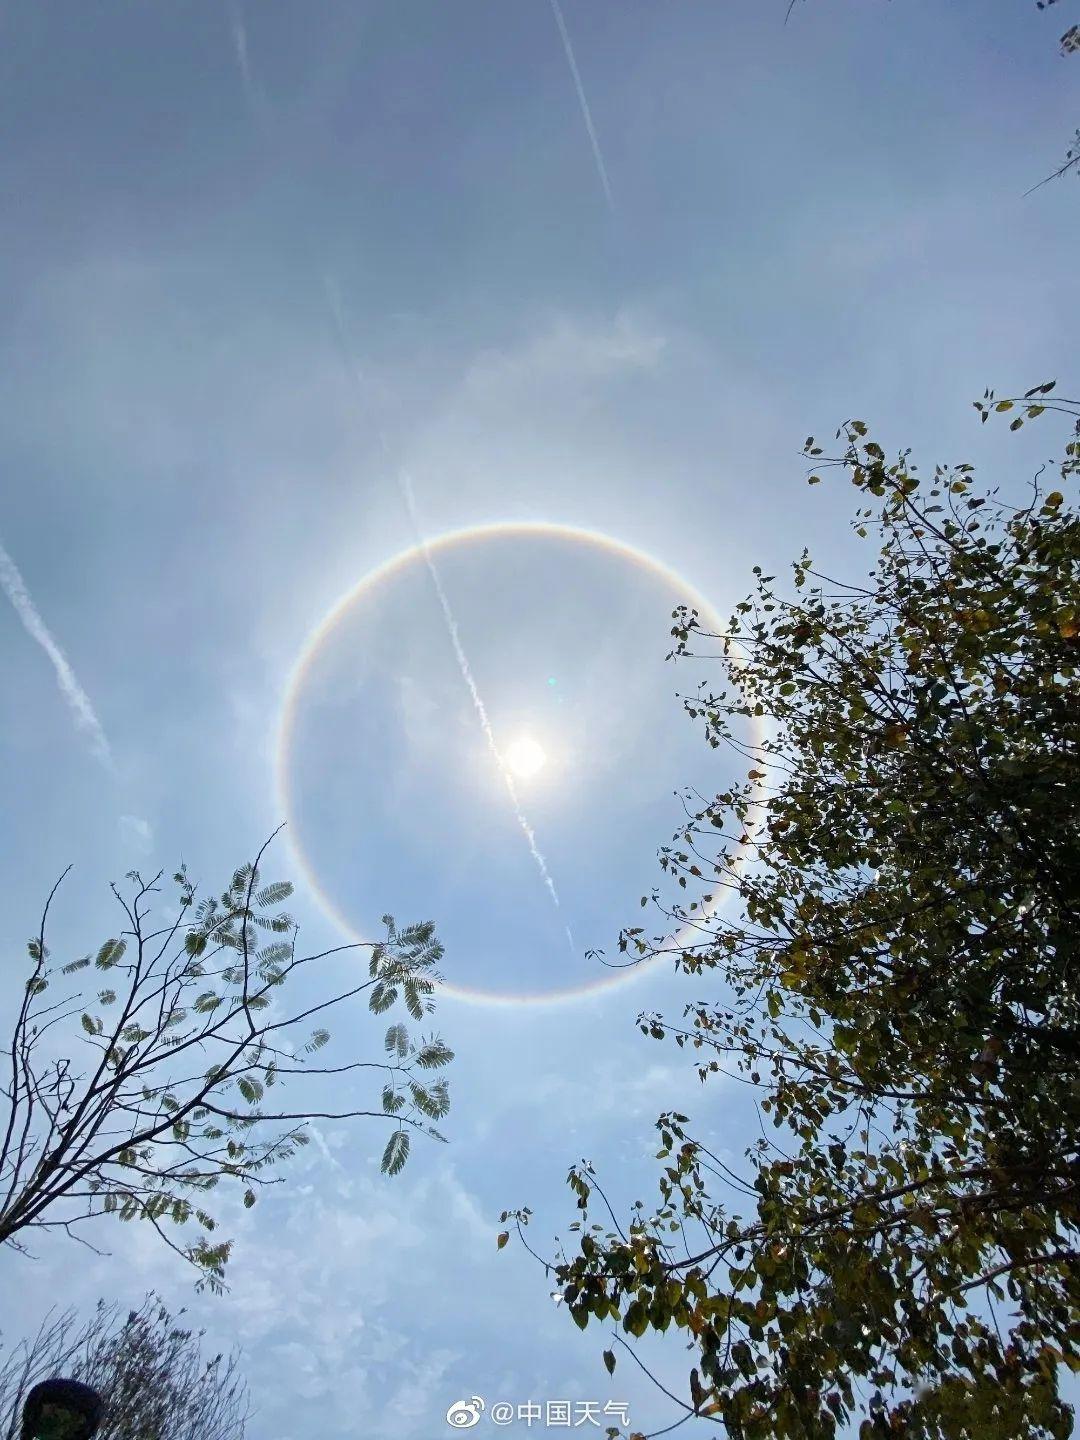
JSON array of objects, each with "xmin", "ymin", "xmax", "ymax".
[{"xmin": 504, "ymin": 735, "xmax": 547, "ymax": 779}]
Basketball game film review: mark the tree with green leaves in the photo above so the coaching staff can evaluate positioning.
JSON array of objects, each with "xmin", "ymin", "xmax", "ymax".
[
  {"xmin": 0, "ymin": 829, "xmax": 453, "ymax": 1294},
  {"xmin": 506, "ymin": 389, "xmax": 1080, "ymax": 1438},
  {"xmin": 1, "ymin": 1291, "xmax": 248, "ymax": 1440}
]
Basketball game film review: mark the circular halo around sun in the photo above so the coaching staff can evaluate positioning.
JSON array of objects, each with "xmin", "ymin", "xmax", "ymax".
[{"xmin": 276, "ymin": 522, "xmax": 767, "ymax": 1007}]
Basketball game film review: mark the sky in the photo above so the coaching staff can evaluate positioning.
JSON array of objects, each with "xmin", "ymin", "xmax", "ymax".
[{"xmin": 0, "ymin": 1, "xmax": 1076, "ymax": 1437}]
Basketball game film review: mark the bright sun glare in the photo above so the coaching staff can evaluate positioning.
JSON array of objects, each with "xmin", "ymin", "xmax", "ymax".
[{"xmin": 504, "ymin": 735, "xmax": 547, "ymax": 779}]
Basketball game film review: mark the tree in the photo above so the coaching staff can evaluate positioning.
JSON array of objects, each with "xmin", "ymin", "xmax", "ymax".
[
  {"xmin": 507, "ymin": 389, "xmax": 1080, "ymax": 1438},
  {"xmin": 1, "ymin": 1292, "xmax": 248, "ymax": 1440},
  {"xmin": 0, "ymin": 829, "xmax": 454, "ymax": 1293}
]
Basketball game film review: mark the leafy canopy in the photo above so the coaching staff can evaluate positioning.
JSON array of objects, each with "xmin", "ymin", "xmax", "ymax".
[
  {"xmin": 1, "ymin": 830, "xmax": 453, "ymax": 1293},
  {"xmin": 508, "ymin": 387, "xmax": 1080, "ymax": 1439}
]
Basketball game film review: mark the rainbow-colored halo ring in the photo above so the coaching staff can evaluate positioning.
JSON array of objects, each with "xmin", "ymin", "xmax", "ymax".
[{"xmin": 276, "ymin": 521, "xmax": 767, "ymax": 1006}]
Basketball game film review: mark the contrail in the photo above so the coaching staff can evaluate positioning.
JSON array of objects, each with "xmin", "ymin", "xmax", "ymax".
[
  {"xmin": 229, "ymin": 18, "xmax": 577, "ymax": 955},
  {"xmin": 548, "ymin": 0, "xmax": 614, "ymax": 213},
  {"xmin": 324, "ymin": 279, "xmax": 574, "ymax": 948},
  {"xmin": 399, "ymin": 473, "xmax": 574, "ymax": 945},
  {"xmin": 0, "ymin": 537, "xmax": 113, "ymax": 769}
]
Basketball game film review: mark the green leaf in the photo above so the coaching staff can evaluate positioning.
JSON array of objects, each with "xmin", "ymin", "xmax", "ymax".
[
  {"xmin": 403, "ymin": 982, "xmax": 424, "ymax": 1020},
  {"xmin": 497, "ymin": 1231, "xmax": 510, "ymax": 1249},
  {"xmin": 381, "ymin": 1130, "xmax": 410, "ymax": 1177},
  {"xmin": 415, "ymin": 1038, "xmax": 453, "ymax": 1069},
  {"xmin": 254, "ymin": 881, "xmax": 293, "ymax": 909},
  {"xmin": 95, "ymin": 938, "xmax": 127, "ymax": 969},
  {"xmin": 385, "ymin": 1022, "xmax": 408, "ymax": 1059},
  {"xmin": 369, "ymin": 981, "xmax": 396, "ymax": 1014}
]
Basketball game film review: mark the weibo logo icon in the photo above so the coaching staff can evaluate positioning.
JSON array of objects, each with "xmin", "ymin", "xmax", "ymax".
[{"xmin": 445, "ymin": 1396, "xmax": 485, "ymax": 1429}]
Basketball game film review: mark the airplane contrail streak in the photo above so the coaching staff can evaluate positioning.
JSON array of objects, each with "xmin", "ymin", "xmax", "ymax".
[
  {"xmin": 399, "ymin": 474, "xmax": 575, "ymax": 944},
  {"xmin": 227, "ymin": 5, "xmax": 577, "ymax": 954},
  {"xmin": 548, "ymin": 0, "xmax": 614, "ymax": 213},
  {"xmin": 0, "ymin": 537, "xmax": 114, "ymax": 769},
  {"xmin": 324, "ymin": 278, "xmax": 575, "ymax": 951}
]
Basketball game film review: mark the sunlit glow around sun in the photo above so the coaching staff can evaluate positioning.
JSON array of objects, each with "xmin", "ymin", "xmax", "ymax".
[{"xmin": 504, "ymin": 735, "xmax": 547, "ymax": 779}]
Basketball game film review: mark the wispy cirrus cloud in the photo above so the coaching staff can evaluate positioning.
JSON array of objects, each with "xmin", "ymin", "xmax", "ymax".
[
  {"xmin": 228, "ymin": 0, "xmax": 265, "ymax": 125},
  {"xmin": 0, "ymin": 536, "xmax": 113, "ymax": 769},
  {"xmin": 119, "ymin": 814, "xmax": 154, "ymax": 854}
]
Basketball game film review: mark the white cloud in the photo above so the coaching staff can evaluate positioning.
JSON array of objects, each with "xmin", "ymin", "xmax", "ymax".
[
  {"xmin": 461, "ymin": 314, "xmax": 667, "ymax": 400},
  {"xmin": 119, "ymin": 814, "xmax": 154, "ymax": 854},
  {"xmin": 228, "ymin": 1, "xmax": 262, "ymax": 124}
]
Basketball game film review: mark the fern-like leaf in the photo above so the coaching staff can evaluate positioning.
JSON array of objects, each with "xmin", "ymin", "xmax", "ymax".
[
  {"xmin": 381, "ymin": 1129, "xmax": 410, "ymax": 1177},
  {"xmin": 384, "ymin": 1022, "xmax": 407, "ymax": 1058},
  {"xmin": 95, "ymin": 938, "xmax": 126, "ymax": 969},
  {"xmin": 257, "ymin": 942, "xmax": 291, "ymax": 967},
  {"xmin": 255, "ymin": 881, "xmax": 293, "ymax": 909},
  {"xmin": 403, "ymin": 982, "xmax": 424, "ymax": 1020},
  {"xmin": 369, "ymin": 982, "xmax": 397, "ymax": 1014},
  {"xmin": 408, "ymin": 1082, "xmax": 447, "ymax": 1120},
  {"xmin": 415, "ymin": 1037, "xmax": 453, "ymax": 1069}
]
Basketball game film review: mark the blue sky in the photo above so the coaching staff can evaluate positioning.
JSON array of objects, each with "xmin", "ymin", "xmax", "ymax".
[{"xmin": 0, "ymin": 1, "xmax": 1076, "ymax": 1436}]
